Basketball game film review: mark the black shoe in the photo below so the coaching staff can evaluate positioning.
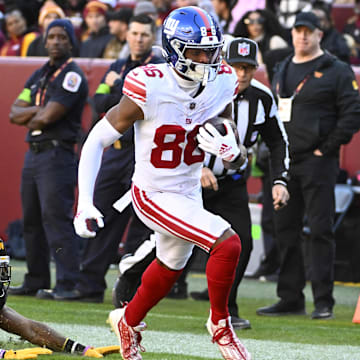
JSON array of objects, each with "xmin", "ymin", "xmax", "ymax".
[
  {"xmin": 259, "ymin": 273, "xmax": 279, "ymax": 283},
  {"xmin": 245, "ymin": 265, "xmax": 279, "ymax": 280},
  {"xmin": 54, "ymin": 289, "xmax": 104, "ymax": 303},
  {"xmin": 166, "ymin": 282, "xmax": 188, "ymax": 299},
  {"xmin": 190, "ymin": 289, "xmax": 209, "ymax": 301},
  {"xmin": 256, "ymin": 300, "xmax": 306, "ymax": 316},
  {"xmin": 112, "ymin": 274, "xmax": 140, "ymax": 308},
  {"xmin": 8, "ymin": 285, "xmax": 39, "ymax": 296},
  {"xmin": 36, "ymin": 288, "xmax": 103, "ymax": 303},
  {"xmin": 311, "ymin": 306, "xmax": 334, "ymax": 320},
  {"xmin": 231, "ymin": 315, "xmax": 251, "ymax": 330},
  {"xmin": 36, "ymin": 289, "xmax": 56, "ymax": 300}
]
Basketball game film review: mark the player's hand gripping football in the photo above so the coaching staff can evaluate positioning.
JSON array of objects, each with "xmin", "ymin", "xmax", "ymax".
[
  {"xmin": 82, "ymin": 346, "xmax": 120, "ymax": 358},
  {"xmin": 74, "ymin": 203, "xmax": 104, "ymax": 238},
  {"xmin": 197, "ymin": 120, "xmax": 241, "ymax": 162},
  {"xmin": 2, "ymin": 348, "xmax": 52, "ymax": 359}
]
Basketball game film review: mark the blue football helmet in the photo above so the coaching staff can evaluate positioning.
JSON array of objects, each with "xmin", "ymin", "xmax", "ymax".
[{"xmin": 162, "ymin": 6, "xmax": 224, "ymax": 84}]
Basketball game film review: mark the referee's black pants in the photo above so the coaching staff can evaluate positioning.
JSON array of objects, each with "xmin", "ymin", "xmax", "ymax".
[
  {"xmin": 274, "ymin": 155, "xmax": 338, "ymax": 309},
  {"xmin": 203, "ymin": 176, "xmax": 252, "ymax": 317}
]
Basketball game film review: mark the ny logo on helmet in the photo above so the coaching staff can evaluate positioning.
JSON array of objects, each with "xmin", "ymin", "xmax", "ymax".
[
  {"xmin": 164, "ymin": 18, "xmax": 180, "ymax": 36},
  {"xmin": 238, "ymin": 42, "xmax": 250, "ymax": 56}
]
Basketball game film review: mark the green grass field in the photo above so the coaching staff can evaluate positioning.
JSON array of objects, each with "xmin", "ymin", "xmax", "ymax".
[{"xmin": 3, "ymin": 260, "xmax": 360, "ymax": 360}]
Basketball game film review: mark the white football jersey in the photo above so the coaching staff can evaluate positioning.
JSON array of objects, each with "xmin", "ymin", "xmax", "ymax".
[{"xmin": 123, "ymin": 63, "xmax": 238, "ymax": 194}]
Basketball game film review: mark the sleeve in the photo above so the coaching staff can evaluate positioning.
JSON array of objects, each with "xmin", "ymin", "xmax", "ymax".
[
  {"xmin": 17, "ymin": 71, "xmax": 39, "ymax": 103},
  {"xmin": 319, "ymin": 63, "xmax": 360, "ymax": 155},
  {"xmin": 50, "ymin": 69, "xmax": 87, "ymax": 109},
  {"xmin": 258, "ymin": 93, "xmax": 290, "ymax": 185},
  {"xmin": 219, "ymin": 64, "xmax": 239, "ymax": 100},
  {"xmin": 122, "ymin": 67, "xmax": 148, "ymax": 113}
]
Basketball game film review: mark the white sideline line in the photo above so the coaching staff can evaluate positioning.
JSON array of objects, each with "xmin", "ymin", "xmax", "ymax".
[{"xmin": 0, "ymin": 323, "xmax": 359, "ymax": 360}]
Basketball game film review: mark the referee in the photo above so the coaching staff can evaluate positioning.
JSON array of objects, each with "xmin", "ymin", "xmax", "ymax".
[{"xmin": 112, "ymin": 37, "xmax": 290, "ymax": 330}]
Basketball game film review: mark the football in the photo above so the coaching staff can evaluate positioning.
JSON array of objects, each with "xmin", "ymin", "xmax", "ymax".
[
  {"xmin": 200, "ymin": 116, "xmax": 246, "ymax": 170},
  {"xmin": 202, "ymin": 116, "xmax": 240, "ymax": 144}
]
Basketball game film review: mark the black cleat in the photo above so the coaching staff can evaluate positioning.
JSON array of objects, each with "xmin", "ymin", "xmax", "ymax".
[{"xmin": 257, "ymin": 300, "xmax": 306, "ymax": 316}]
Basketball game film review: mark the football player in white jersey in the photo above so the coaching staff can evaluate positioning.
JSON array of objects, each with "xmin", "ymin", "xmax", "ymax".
[{"xmin": 74, "ymin": 6, "xmax": 251, "ymax": 360}]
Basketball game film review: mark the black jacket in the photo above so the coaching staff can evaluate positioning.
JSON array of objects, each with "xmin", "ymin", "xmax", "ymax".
[
  {"xmin": 79, "ymin": 27, "xmax": 112, "ymax": 58},
  {"xmin": 273, "ymin": 52, "xmax": 360, "ymax": 161}
]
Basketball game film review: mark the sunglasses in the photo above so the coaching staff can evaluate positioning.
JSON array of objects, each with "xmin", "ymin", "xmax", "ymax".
[{"xmin": 244, "ymin": 18, "xmax": 265, "ymax": 25}]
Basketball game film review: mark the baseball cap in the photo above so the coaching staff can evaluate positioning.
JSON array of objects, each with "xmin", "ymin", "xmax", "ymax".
[
  {"xmin": 293, "ymin": 12, "xmax": 320, "ymax": 30},
  {"xmin": 225, "ymin": 37, "xmax": 258, "ymax": 67},
  {"xmin": 133, "ymin": 1, "xmax": 157, "ymax": 17}
]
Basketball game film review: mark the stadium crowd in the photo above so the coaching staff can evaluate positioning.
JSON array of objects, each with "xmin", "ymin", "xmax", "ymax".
[{"xmin": 0, "ymin": 0, "xmax": 359, "ymax": 64}]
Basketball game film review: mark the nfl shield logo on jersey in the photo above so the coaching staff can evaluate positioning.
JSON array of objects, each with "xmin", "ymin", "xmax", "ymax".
[{"xmin": 238, "ymin": 42, "xmax": 250, "ymax": 57}]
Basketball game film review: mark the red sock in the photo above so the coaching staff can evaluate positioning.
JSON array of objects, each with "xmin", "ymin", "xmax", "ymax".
[
  {"xmin": 206, "ymin": 234, "xmax": 241, "ymax": 324},
  {"xmin": 125, "ymin": 259, "xmax": 182, "ymax": 327}
]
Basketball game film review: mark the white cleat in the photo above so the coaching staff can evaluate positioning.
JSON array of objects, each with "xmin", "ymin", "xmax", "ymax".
[
  {"xmin": 207, "ymin": 315, "xmax": 251, "ymax": 360},
  {"xmin": 108, "ymin": 307, "xmax": 147, "ymax": 360}
]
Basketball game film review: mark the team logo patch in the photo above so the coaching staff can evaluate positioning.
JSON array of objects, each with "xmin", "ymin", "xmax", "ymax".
[
  {"xmin": 164, "ymin": 18, "xmax": 179, "ymax": 36},
  {"xmin": 62, "ymin": 71, "xmax": 82, "ymax": 93},
  {"xmin": 238, "ymin": 42, "xmax": 250, "ymax": 56}
]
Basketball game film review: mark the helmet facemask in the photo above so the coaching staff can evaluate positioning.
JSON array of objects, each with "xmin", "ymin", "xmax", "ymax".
[
  {"xmin": 0, "ymin": 256, "xmax": 11, "ymax": 297},
  {"xmin": 171, "ymin": 38, "xmax": 223, "ymax": 85}
]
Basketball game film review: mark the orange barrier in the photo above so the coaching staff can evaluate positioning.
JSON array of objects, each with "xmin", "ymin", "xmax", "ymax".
[
  {"xmin": 1, "ymin": 58, "xmax": 360, "ymax": 236},
  {"xmin": 352, "ymin": 294, "xmax": 360, "ymax": 324}
]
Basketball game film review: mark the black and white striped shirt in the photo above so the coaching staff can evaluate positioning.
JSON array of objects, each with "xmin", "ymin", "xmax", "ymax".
[{"xmin": 204, "ymin": 78, "xmax": 289, "ymax": 185}]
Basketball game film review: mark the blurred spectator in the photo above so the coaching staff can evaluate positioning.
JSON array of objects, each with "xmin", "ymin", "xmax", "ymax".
[
  {"xmin": 99, "ymin": 0, "xmax": 117, "ymax": 9},
  {"xmin": 133, "ymin": 1, "xmax": 162, "ymax": 45},
  {"xmin": 26, "ymin": 1, "xmax": 69, "ymax": 57},
  {"xmin": 175, "ymin": 0, "xmax": 218, "ymax": 19},
  {"xmin": 60, "ymin": 0, "xmax": 87, "ymax": 33},
  {"xmin": 1, "ymin": 8, "xmax": 38, "ymax": 56},
  {"xmin": 229, "ymin": 0, "xmax": 265, "ymax": 33},
  {"xmin": 211, "ymin": 0, "xmax": 232, "ymax": 33},
  {"xmin": 79, "ymin": 0, "xmax": 112, "ymax": 58},
  {"xmin": 233, "ymin": 9, "xmax": 289, "ymax": 65},
  {"xmin": 5, "ymin": 0, "xmax": 43, "ymax": 29},
  {"xmin": 312, "ymin": 1, "xmax": 350, "ymax": 62},
  {"xmin": 134, "ymin": 1, "xmax": 158, "ymax": 20},
  {"xmin": 103, "ymin": 7, "xmax": 132, "ymax": 59},
  {"xmin": 277, "ymin": 0, "xmax": 313, "ymax": 29},
  {"xmin": 151, "ymin": 0, "xmax": 175, "ymax": 24},
  {"xmin": 343, "ymin": 0, "xmax": 360, "ymax": 64},
  {"xmin": 0, "ymin": 29, "xmax": 5, "ymax": 50}
]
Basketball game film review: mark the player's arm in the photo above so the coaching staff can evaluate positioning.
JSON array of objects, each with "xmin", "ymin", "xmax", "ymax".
[
  {"xmin": 74, "ymin": 96, "xmax": 143, "ymax": 238},
  {"xmin": 0, "ymin": 306, "xmax": 118, "ymax": 358}
]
